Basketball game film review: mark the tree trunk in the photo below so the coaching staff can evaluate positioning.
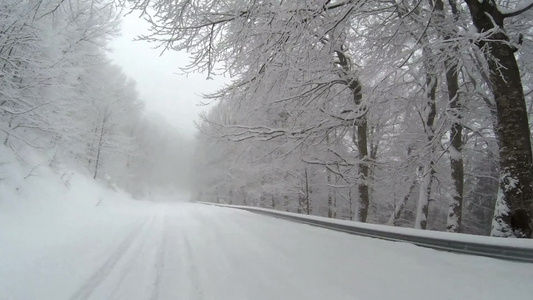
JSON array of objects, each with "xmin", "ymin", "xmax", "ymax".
[
  {"xmin": 415, "ymin": 163, "xmax": 434, "ymax": 229},
  {"xmin": 3, "ymin": 114, "xmax": 13, "ymax": 146},
  {"xmin": 390, "ymin": 175, "xmax": 417, "ymax": 226},
  {"xmin": 464, "ymin": 0, "xmax": 533, "ymax": 238},
  {"xmin": 349, "ymin": 188, "xmax": 354, "ymax": 221},
  {"xmin": 447, "ymin": 120, "xmax": 464, "ymax": 232},
  {"xmin": 355, "ymin": 119, "xmax": 370, "ymax": 223},
  {"xmin": 415, "ymin": 46, "xmax": 438, "ymax": 230},
  {"xmin": 326, "ymin": 134, "xmax": 334, "ymax": 218},
  {"xmin": 304, "ymin": 168, "xmax": 311, "ymax": 215},
  {"xmin": 433, "ymin": 0, "xmax": 464, "ymax": 233},
  {"xmin": 93, "ymin": 121, "xmax": 105, "ymax": 179},
  {"xmin": 242, "ymin": 189, "xmax": 247, "ymax": 206},
  {"xmin": 335, "ymin": 50, "xmax": 370, "ymax": 223},
  {"xmin": 447, "ymin": 62, "xmax": 464, "ymax": 232}
]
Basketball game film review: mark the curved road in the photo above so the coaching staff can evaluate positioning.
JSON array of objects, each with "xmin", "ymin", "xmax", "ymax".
[{"xmin": 2, "ymin": 202, "xmax": 532, "ymax": 300}]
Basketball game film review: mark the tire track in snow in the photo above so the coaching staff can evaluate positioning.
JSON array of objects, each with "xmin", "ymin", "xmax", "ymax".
[
  {"xmin": 68, "ymin": 216, "xmax": 152, "ymax": 300},
  {"xmin": 108, "ymin": 214, "xmax": 162, "ymax": 299},
  {"xmin": 149, "ymin": 214, "xmax": 168, "ymax": 300},
  {"xmin": 182, "ymin": 228, "xmax": 204, "ymax": 300}
]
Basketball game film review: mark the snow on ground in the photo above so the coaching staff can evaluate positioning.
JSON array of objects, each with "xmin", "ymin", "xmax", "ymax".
[{"xmin": 1, "ymin": 150, "xmax": 533, "ymax": 300}]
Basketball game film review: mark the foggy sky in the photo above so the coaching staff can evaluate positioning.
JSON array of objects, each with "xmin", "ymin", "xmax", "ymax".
[{"xmin": 107, "ymin": 12, "xmax": 227, "ymax": 138}]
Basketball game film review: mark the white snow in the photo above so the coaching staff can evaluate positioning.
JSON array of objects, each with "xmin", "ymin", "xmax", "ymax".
[
  {"xmin": 448, "ymin": 144, "xmax": 462, "ymax": 161},
  {"xmin": 1, "ymin": 152, "xmax": 533, "ymax": 300}
]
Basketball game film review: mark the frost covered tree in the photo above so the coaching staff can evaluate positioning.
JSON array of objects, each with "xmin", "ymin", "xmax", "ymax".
[
  {"xmin": 460, "ymin": 0, "xmax": 533, "ymax": 237},
  {"xmin": 125, "ymin": 0, "xmax": 533, "ymax": 237}
]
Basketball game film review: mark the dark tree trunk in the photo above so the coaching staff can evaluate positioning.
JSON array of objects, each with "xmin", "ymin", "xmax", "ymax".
[
  {"xmin": 355, "ymin": 116, "xmax": 370, "ymax": 223},
  {"xmin": 300, "ymin": 168, "xmax": 311, "ymax": 215},
  {"xmin": 335, "ymin": 50, "xmax": 370, "ymax": 223},
  {"xmin": 349, "ymin": 188, "xmax": 354, "ymax": 221},
  {"xmin": 326, "ymin": 135, "xmax": 335, "ymax": 218},
  {"xmin": 448, "ymin": 121, "xmax": 464, "ymax": 232},
  {"xmin": 447, "ymin": 57, "xmax": 464, "ymax": 233},
  {"xmin": 464, "ymin": 0, "xmax": 533, "ymax": 238}
]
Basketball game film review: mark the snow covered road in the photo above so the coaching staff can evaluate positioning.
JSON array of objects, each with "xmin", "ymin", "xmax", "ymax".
[{"xmin": 1, "ymin": 201, "xmax": 532, "ymax": 300}]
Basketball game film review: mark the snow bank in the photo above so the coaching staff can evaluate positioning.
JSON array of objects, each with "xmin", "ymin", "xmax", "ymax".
[{"xmin": 0, "ymin": 146, "xmax": 151, "ymax": 299}]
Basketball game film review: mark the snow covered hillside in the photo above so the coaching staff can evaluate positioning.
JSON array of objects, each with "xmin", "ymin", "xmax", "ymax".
[{"xmin": 1, "ymin": 148, "xmax": 532, "ymax": 300}]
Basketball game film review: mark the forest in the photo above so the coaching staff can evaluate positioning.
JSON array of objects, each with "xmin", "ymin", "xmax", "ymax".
[
  {"xmin": 123, "ymin": 0, "xmax": 533, "ymax": 237},
  {"xmin": 2, "ymin": 0, "xmax": 532, "ymax": 238},
  {"xmin": 0, "ymin": 0, "xmax": 190, "ymax": 200}
]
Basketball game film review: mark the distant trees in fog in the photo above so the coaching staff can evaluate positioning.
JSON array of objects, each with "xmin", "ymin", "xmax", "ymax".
[{"xmin": 0, "ymin": 0, "xmax": 189, "ymax": 197}]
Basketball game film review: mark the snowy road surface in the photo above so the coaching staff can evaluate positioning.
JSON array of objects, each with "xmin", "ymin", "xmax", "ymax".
[{"xmin": 1, "ymin": 201, "xmax": 532, "ymax": 300}]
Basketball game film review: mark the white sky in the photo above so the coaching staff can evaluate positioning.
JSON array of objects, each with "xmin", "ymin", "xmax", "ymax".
[{"xmin": 107, "ymin": 12, "xmax": 227, "ymax": 138}]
